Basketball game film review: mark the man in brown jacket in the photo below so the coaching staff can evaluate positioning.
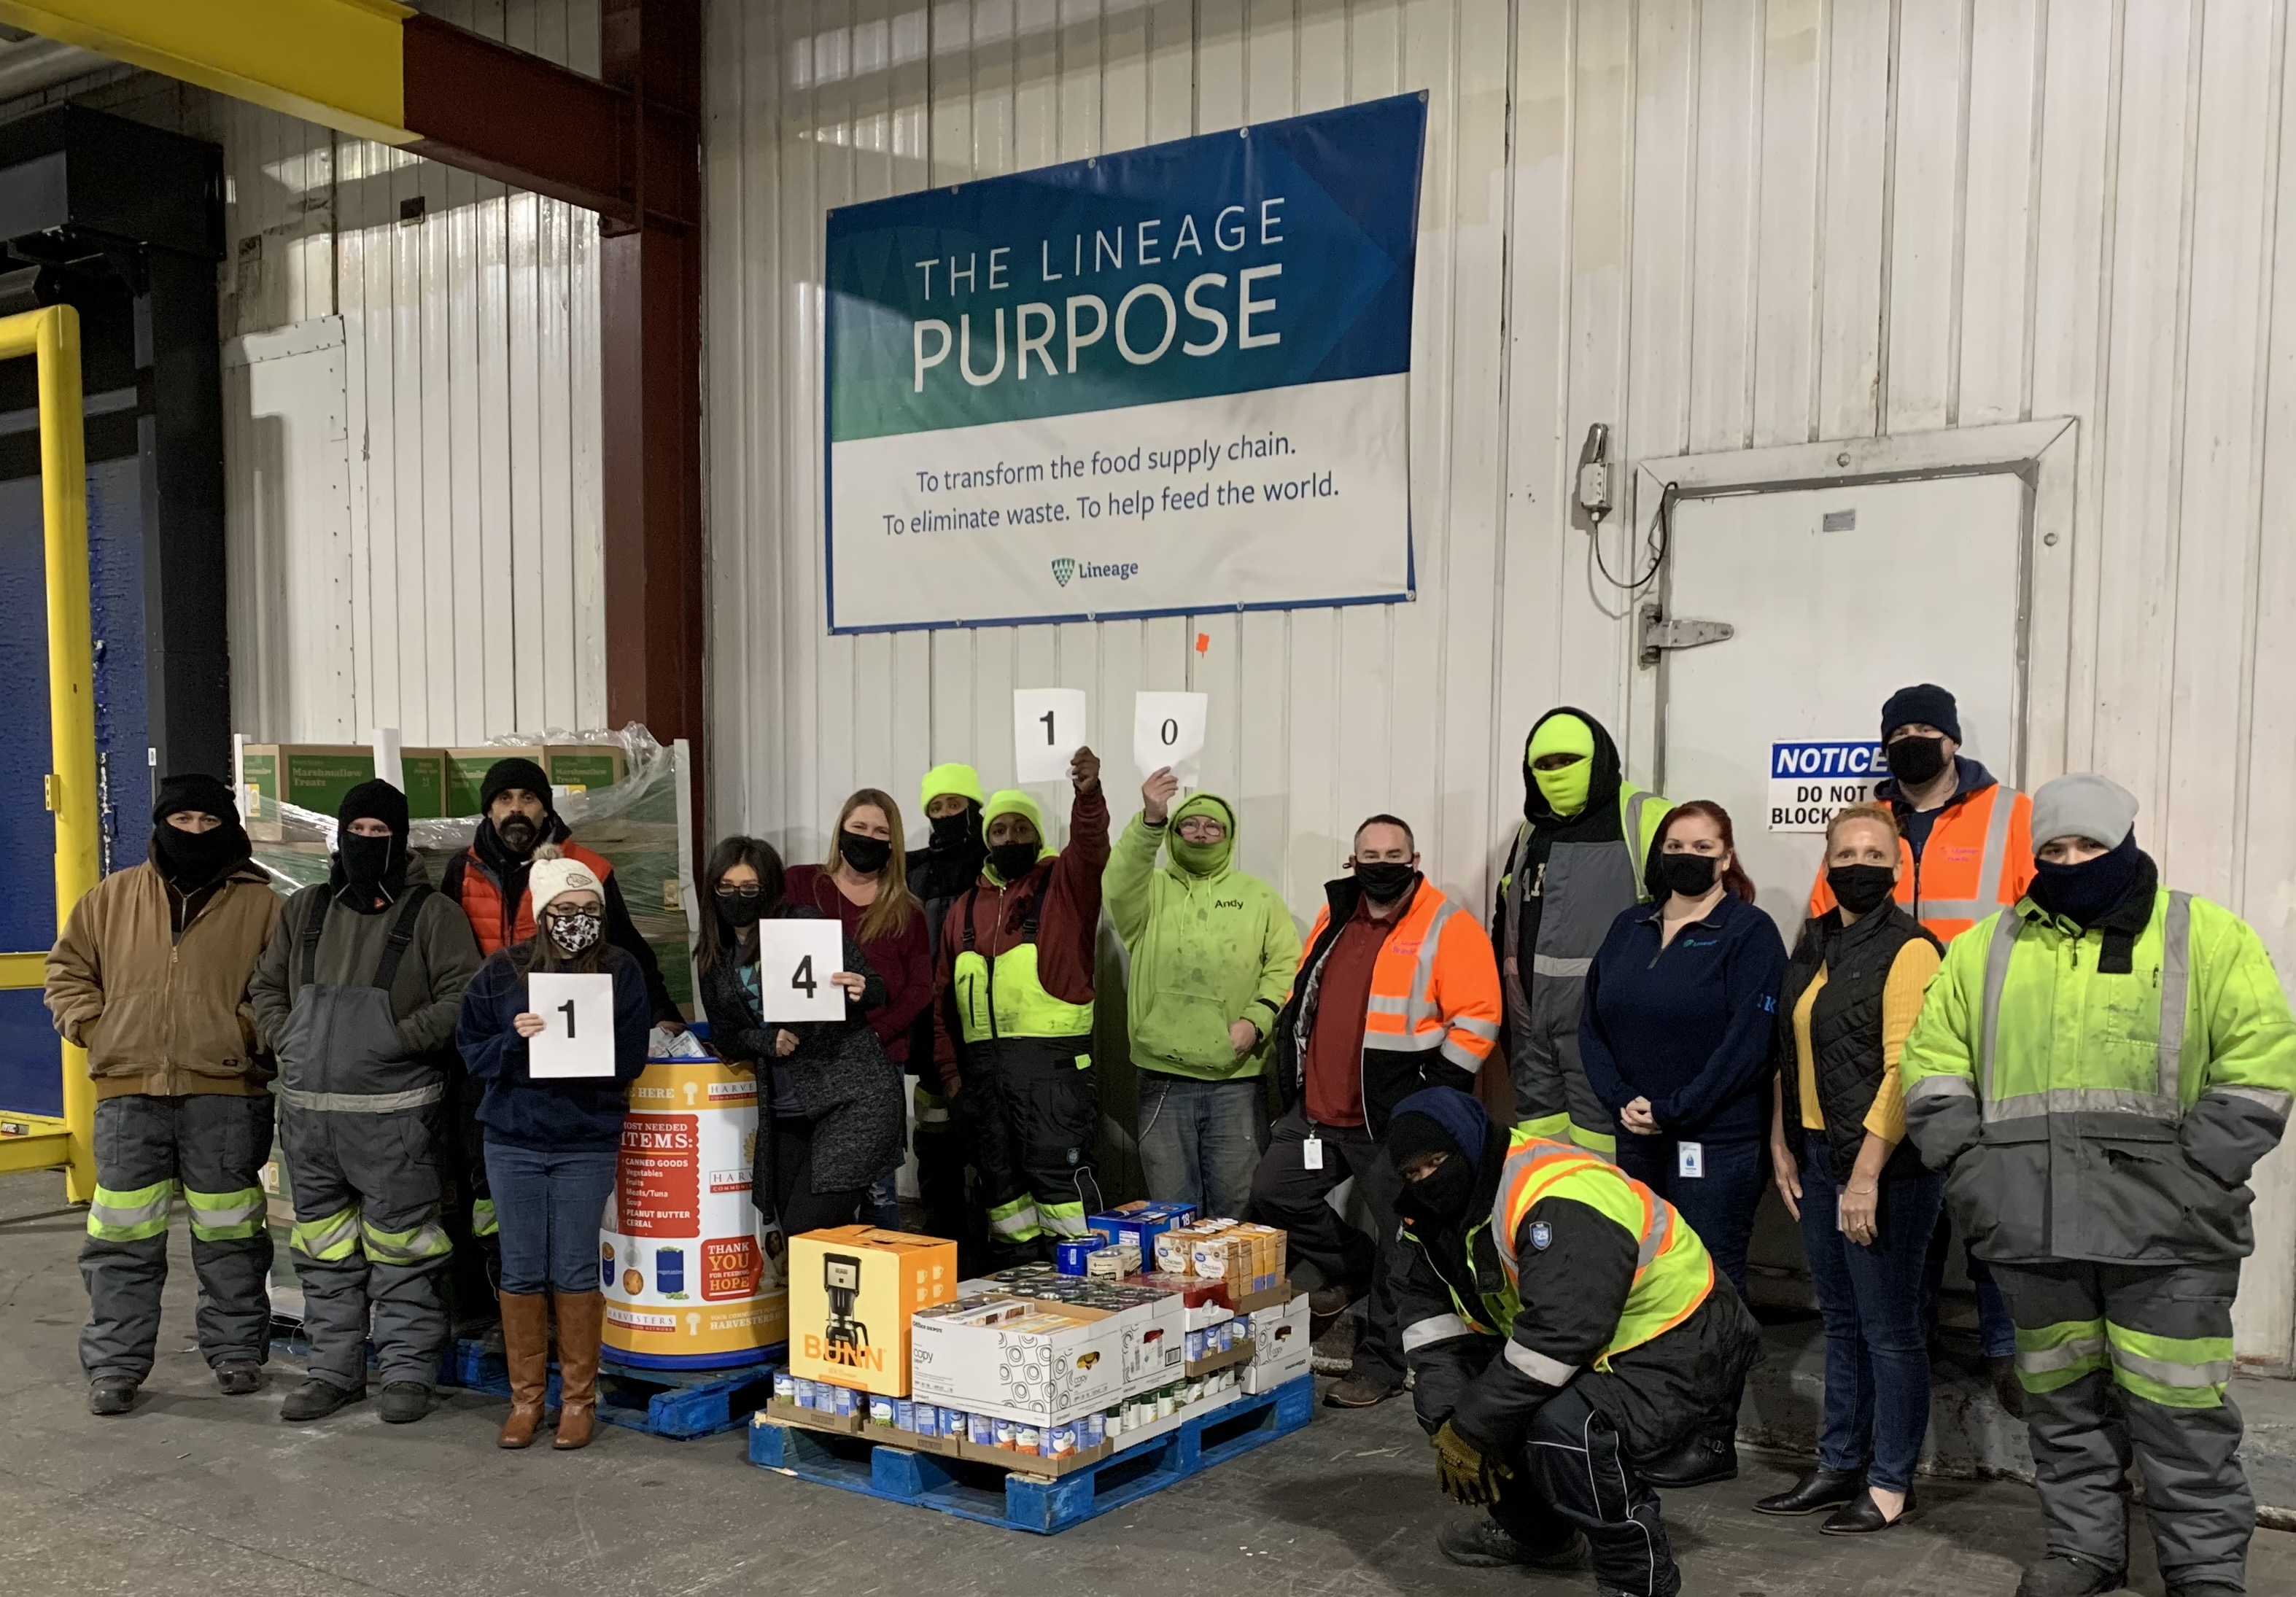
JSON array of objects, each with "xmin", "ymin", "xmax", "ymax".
[{"xmin": 45, "ymin": 774, "xmax": 284, "ymax": 1415}]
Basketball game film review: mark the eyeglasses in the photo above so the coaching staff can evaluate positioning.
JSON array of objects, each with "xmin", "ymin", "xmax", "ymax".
[{"xmin": 713, "ymin": 884, "xmax": 763, "ymax": 899}]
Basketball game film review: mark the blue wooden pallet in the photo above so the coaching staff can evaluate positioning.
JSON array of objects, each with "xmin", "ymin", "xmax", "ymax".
[
  {"xmin": 446, "ymin": 1337, "xmax": 783, "ymax": 1440},
  {"xmin": 747, "ymin": 1375, "xmax": 1314, "ymax": 1534}
]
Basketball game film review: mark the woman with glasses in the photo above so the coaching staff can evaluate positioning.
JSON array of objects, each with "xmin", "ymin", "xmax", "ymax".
[
  {"xmin": 786, "ymin": 790, "xmax": 933, "ymax": 1228},
  {"xmin": 695, "ymin": 836, "xmax": 904, "ymax": 1237}
]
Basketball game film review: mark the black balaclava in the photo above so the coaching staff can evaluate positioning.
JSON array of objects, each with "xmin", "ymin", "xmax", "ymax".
[
  {"xmin": 2029, "ymin": 833, "xmax": 2144, "ymax": 930},
  {"xmin": 150, "ymin": 774, "xmax": 252, "ymax": 890},
  {"xmin": 332, "ymin": 779, "xmax": 411, "ymax": 913},
  {"xmin": 475, "ymin": 756, "xmax": 559, "ymax": 870},
  {"xmin": 918, "ymin": 800, "xmax": 988, "ymax": 901},
  {"xmin": 1387, "ymin": 1088, "xmax": 1501, "ymax": 1234}
]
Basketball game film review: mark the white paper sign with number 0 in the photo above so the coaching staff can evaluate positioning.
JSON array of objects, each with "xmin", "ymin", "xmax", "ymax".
[
  {"xmin": 1012, "ymin": 688, "xmax": 1087, "ymax": 785},
  {"xmin": 753, "ymin": 920, "xmax": 850, "ymax": 1023},
  {"xmin": 527, "ymin": 973, "xmax": 618, "ymax": 1079},
  {"xmin": 1133, "ymin": 692, "xmax": 1208, "ymax": 785}
]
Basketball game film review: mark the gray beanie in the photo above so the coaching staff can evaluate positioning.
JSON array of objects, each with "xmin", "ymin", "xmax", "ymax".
[{"xmin": 2029, "ymin": 773, "xmax": 2138, "ymax": 852}]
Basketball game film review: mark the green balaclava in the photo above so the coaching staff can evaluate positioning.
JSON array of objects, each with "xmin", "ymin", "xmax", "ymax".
[
  {"xmin": 1526, "ymin": 713, "xmax": 1597, "ymax": 818},
  {"xmin": 1167, "ymin": 793, "xmax": 1236, "ymax": 877}
]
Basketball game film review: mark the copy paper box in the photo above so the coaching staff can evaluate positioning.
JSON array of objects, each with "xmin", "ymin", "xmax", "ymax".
[
  {"xmin": 909, "ymin": 1297, "xmax": 1128, "ymax": 1426},
  {"xmin": 788, "ymin": 1226, "xmax": 957, "ymax": 1396}
]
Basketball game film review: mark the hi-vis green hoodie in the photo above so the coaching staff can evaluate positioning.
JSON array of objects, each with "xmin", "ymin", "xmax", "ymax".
[{"xmin": 1106, "ymin": 793, "xmax": 1303, "ymax": 1080}]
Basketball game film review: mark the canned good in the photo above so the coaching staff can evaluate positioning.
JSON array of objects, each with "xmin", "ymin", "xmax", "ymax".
[
  {"xmin": 656, "ymin": 1246, "xmax": 685, "ymax": 1295},
  {"xmin": 600, "ymin": 1242, "xmax": 616, "ymax": 1289},
  {"xmin": 1082, "ymin": 1413, "xmax": 1106, "ymax": 1448},
  {"xmin": 993, "ymin": 1418, "xmax": 1018, "ymax": 1450},
  {"xmin": 1015, "ymin": 1425, "xmax": 1042, "ymax": 1453},
  {"xmin": 894, "ymin": 1399, "xmax": 916, "ymax": 1431},
  {"xmin": 1046, "ymin": 1423, "xmax": 1078, "ymax": 1457},
  {"xmin": 772, "ymin": 1372, "xmax": 796, "ymax": 1404},
  {"xmin": 1155, "ymin": 1388, "xmax": 1175, "ymax": 1418}
]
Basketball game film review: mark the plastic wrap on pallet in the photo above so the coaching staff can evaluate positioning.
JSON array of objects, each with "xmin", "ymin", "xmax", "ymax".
[{"xmin": 245, "ymin": 723, "xmax": 691, "ymax": 1007}]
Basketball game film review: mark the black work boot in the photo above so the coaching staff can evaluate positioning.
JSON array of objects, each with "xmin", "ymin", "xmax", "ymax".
[
  {"xmin": 88, "ymin": 1375, "xmax": 139, "ymax": 1416},
  {"xmin": 2015, "ymin": 1553, "xmax": 2128, "ymax": 1597},
  {"xmin": 280, "ymin": 1378, "xmax": 365, "ymax": 1422},
  {"xmin": 1438, "ymin": 1518, "xmax": 1586, "ymax": 1569},
  {"xmin": 214, "ymin": 1359, "xmax": 264, "ymax": 1396},
  {"xmin": 1639, "ymin": 1428, "xmax": 1738, "ymax": 1488},
  {"xmin": 376, "ymin": 1381, "xmax": 431, "ymax": 1424}
]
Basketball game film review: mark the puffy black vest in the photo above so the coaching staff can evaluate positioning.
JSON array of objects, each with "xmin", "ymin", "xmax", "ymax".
[{"xmin": 1777, "ymin": 903, "xmax": 1942, "ymax": 1181}]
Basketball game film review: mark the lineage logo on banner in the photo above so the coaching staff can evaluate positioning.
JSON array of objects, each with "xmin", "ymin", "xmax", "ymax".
[{"xmin": 823, "ymin": 93, "xmax": 1429, "ymax": 632}]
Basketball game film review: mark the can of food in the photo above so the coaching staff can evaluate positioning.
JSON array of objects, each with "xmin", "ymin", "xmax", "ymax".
[
  {"xmin": 600, "ymin": 1241, "xmax": 616, "ymax": 1289},
  {"xmin": 1015, "ymin": 1425, "xmax": 1042, "ymax": 1454},
  {"xmin": 1083, "ymin": 1412, "xmax": 1106, "ymax": 1448},
  {"xmin": 869, "ymin": 1396, "xmax": 896, "ymax": 1426},
  {"xmin": 772, "ymin": 1371, "xmax": 796, "ymax": 1404},
  {"xmin": 1046, "ymin": 1423, "xmax": 1077, "ymax": 1457}
]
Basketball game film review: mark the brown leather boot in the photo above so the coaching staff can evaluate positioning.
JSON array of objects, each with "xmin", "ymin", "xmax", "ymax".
[
  {"xmin": 551, "ymin": 1289, "xmax": 604, "ymax": 1450},
  {"xmin": 496, "ymin": 1291, "xmax": 549, "ymax": 1449}
]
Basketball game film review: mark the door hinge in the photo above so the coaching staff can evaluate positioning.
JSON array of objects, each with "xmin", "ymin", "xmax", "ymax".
[{"xmin": 1638, "ymin": 604, "xmax": 1734, "ymax": 666}]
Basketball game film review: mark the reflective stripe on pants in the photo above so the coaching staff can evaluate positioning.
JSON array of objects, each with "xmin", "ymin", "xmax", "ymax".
[
  {"xmin": 86, "ymin": 1179, "xmax": 175, "ymax": 1243},
  {"xmin": 185, "ymin": 1184, "xmax": 266, "ymax": 1241}
]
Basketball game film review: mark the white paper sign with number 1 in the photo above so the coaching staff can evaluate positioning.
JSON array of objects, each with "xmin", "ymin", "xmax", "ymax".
[
  {"xmin": 755, "ymin": 919, "xmax": 849, "ymax": 1023},
  {"xmin": 527, "ymin": 973, "xmax": 617, "ymax": 1079},
  {"xmin": 1133, "ymin": 692, "xmax": 1208, "ymax": 785},
  {"xmin": 1013, "ymin": 688, "xmax": 1087, "ymax": 785}
]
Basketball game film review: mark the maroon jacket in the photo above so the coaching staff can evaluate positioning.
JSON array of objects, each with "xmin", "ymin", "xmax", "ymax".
[
  {"xmin": 785, "ymin": 863, "xmax": 935, "ymax": 1067},
  {"xmin": 931, "ymin": 788, "xmax": 1110, "ymax": 1089}
]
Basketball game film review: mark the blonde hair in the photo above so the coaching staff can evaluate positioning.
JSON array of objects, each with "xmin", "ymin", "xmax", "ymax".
[
  {"xmin": 1825, "ymin": 801, "xmax": 1901, "ymax": 852},
  {"xmin": 824, "ymin": 788, "xmax": 918, "ymax": 941}
]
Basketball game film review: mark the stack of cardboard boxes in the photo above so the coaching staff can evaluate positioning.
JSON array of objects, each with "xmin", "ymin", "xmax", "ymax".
[{"xmin": 767, "ymin": 1205, "xmax": 1314, "ymax": 1475}]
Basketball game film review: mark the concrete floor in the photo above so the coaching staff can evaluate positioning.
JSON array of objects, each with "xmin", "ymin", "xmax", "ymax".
[{"xmin": 3, "ymin": 1175, "xmax": 2290, "ymax": 1597}]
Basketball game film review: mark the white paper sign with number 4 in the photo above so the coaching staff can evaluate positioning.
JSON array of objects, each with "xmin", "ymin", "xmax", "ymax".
[
  {"xmin": 527, "ymin": 973, "xmax": 618, "ymax": 1079},
  {"xmin": 754, "ymin": 919, "xmax": 850, "ymax": 1023},
  {"xmin": 1013, "ymin": 688, "xmax": 1087, "ymax": 785},
  {"xmin": 1133, "ymin": 692, "xmax": 1208, "ymax": 786}
]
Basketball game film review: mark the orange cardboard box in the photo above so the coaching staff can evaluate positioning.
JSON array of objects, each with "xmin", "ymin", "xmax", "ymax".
[{"xmin": 788, "ymin": 1227, "xmax": 958, "ymax": 1396}]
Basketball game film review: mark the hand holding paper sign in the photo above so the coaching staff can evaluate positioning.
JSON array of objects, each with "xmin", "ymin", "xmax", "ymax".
[
  {"xmin": 526, "ymin": 973, "xmax": 618, "ymax": 1079},
  {"xmin": 1013, "ymin": 688, "xmax": 1086, "ymax": 783},
  {"xmin": 1133, "ymin": 692, "xmax": 1207, "ymax": 786},
  {"xmin": 755, "ymin": 920, "xmax": 851, "ymax": 1024}
]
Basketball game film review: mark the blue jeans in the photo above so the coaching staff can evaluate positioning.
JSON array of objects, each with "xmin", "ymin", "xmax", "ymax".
[
  {"xmin": 1613, "ymin": 1132, "xmax": 1764, "ymax": 1297},
  {"xmin": 1799, "ymin": 1134, "xmax": 1943, "ymax": 1493},
  {"xmin": 1923, "ymin": 1209, "xmax": 2016, "ymax": 1359},
  {"xmin": 1136, "ymin": 1073, "xmax": 1262, "ymax": 1216},
  {"xmin": 484, "ymin": 1141, "xmax": 618, "ymax": 1295}
]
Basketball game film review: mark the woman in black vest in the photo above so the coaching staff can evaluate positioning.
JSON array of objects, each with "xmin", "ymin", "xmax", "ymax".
[{"xmin": 1757, "ymin": 804, "xmax": 1944, "ymax": 1536}]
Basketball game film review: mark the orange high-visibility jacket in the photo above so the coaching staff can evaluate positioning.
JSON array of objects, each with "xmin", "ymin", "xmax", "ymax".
[{"xmin": 1807, "ymin": 775, "xmax": 2033, "ymax": 944}]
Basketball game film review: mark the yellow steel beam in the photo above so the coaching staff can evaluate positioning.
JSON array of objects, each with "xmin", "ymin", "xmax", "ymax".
[
  {"xmin": 0, "ymin": 1114, "xmax": 69, "ymax": 1176},
  {"xmin": 0, "ymin": 0, "xmax": 416, "ymax": 147},
  {"xmin": 0, "ymin": 949, "xmax": 42, "ymax": 990}
]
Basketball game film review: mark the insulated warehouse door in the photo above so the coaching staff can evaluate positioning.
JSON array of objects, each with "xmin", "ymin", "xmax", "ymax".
[{"xmin": 1651, "ymin": 473, "xmax": 2028, "ymax": 933}]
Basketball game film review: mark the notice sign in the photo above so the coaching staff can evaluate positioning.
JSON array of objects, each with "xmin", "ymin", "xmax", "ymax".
[
  {"xmin": 823, "ymin": 94, "xmax": 1428, "ymax": 632},
  {"xmin": 1769, "ymin": 740, "xmax": 1884, "ymax": 833}
]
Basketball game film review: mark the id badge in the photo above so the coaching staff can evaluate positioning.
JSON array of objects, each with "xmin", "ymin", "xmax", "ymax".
[
  {"xmin": 1303, "ymin": 1135, "xmax": 1325, "ymax": 1172},
  {"xmin": 1677, "ymin": 1140, "xmax": 1704, "ymax": 1179}
]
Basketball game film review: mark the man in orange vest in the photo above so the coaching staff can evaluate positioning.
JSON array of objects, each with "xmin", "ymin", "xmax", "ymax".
[
  {"xmin": 1804, "ymin": 682, "xmax": 2033, "ymax": 1414},
  {"xmin": 438, "ymin": 757, "xmax": 682, "ymax": 1303},
  {"xmin": 1249, "ymin": 814, "xmax": 1504, "ymax": 1410}
]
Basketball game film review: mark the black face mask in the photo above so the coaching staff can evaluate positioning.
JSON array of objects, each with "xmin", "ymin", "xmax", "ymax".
[
  {"xmin": 1398, "ymin": 1154, "xmax": 1479, "ymax": 1232},
  {"xmin": 150, "ymin": 820, "xmax": 248, "ymax": 889},
  {"xmin": 928, "ymin": 811, "xmax": 977, "ymax": 852},
  {"xmin": 1354, "ymin": 861, "xmax": 1417, "ymax": 904},
  {"xmin": 718, "ymin": 892, "xmax": 765, "ymax": 929},
  {"xmin": 339, "ymin": 832, "xmax": 400, "ymax": 901},
  {"xmin": 1884, "ymin": 735, "xmax": 1950, "ymax": 788},
  {"xmin": 1656, "ymin": 852, "xmax": 1720, "ymax": 898},
  {"xmin": 2028, "ymin": 836, "xmax": 2142, "ymax": 929},
  {"xmin": 988, "ymin": 840, "xmax": 1042, "ymax": 882},
  {"xmin": 839, "ymin": 832, "xmax": 893, "ymax": 874},
  {"xmin": 495, "ymin": 813, "xmax": 541, "ymax": 856},
  {"xmin": 1826, "ymin": 863, "xmax": 1897, "ymax": 917}
]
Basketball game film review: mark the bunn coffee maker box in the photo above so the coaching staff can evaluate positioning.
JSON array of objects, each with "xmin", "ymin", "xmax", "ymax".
[{"xmin": 788, "ymin": 1227, "xmax": 957, "ymax": 1396}]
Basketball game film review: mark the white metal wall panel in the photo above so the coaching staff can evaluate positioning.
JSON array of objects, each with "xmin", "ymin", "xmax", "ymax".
[{"xmin": 703, "ymin": 0, "xmax": 2296, "ymax": 1361}]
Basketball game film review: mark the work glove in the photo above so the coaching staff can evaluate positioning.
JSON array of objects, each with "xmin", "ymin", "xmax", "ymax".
[{"xmin": 1431, "ymin": 1418, "xmax": 1512, "ymax": 1507}]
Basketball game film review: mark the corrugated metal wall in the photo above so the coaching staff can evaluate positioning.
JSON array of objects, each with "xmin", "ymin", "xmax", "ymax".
[
  {"xmin": 80, "ymin": 0, "xmax": 609, "ymax": 748},
  {"xmin": 703, "ymin": 0, "xmax": 2296, "ymax": 1361}
]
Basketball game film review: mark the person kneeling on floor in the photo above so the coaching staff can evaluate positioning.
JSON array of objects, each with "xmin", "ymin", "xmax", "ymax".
[{"xmin": 1387, "ymin": 1088, "xmax": 1760, "ymax": 1594}]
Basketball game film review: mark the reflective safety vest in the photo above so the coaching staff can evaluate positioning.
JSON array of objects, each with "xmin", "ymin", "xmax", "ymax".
[
  {"xmin": 952, "ymin": 885, "xmax": 1093, "ymax": 1043},
  {"xmin": 1425, "ymin": 1130, "xmax": 1717, "ymax": 1366},
  {"xmin": 1807, "ymin": 781, "xmax": 2032, "ymax": 943}
]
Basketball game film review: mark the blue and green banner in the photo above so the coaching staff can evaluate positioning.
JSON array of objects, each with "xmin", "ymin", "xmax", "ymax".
[{"xmin": 824, "ymin": 93, "xmax": 1427, "ymax": 632}]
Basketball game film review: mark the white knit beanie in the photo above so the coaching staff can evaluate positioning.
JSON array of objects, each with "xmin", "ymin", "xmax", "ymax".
[{"xmin": 527, "ymin": 844, "xmax": 602, "ymax": 917}]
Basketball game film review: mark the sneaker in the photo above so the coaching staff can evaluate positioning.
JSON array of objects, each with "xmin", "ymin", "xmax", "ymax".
[
  {"xmin": 279, "ymin": 1378, "xmax": 365, "ymax": 1423},
  {"xmin": 1438, "ymin": 1518, "xmax": 1586, "ymax": 1569},
  {"xmin": 88, "ymin": 1375, "xmax": 139, "ymax": 1416},
  {"xmin": 2014, "ymin": 1553, "xmax": 2128, "ymax": 1597},
  {"xmin": 214, "ymin": 1359, "xmax": 264, "ymax": 1396},
  {"xmin": 376, "ymin": 1382, "xmax": 430, "ymax": 1424},
  {"xmin": 1322, "ymin": 1375, "xmax": 1397, "ymax": 1408}
]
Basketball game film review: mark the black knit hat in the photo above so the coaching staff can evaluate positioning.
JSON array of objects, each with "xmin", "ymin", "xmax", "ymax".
[
  {"xmin": 1880, "ymin": 683, "xmax": 1961, "ymax": 744},
  {"xmin": 337, "ymin": 778, "xmax": 409, "ymax": 839},
  {"xmin": 479, "ymin": 757, "xmax": 553, "ymax": 815},
  {"xmin": 152, "ymin": 773, "xmax": 238, "ymax": 827}
]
